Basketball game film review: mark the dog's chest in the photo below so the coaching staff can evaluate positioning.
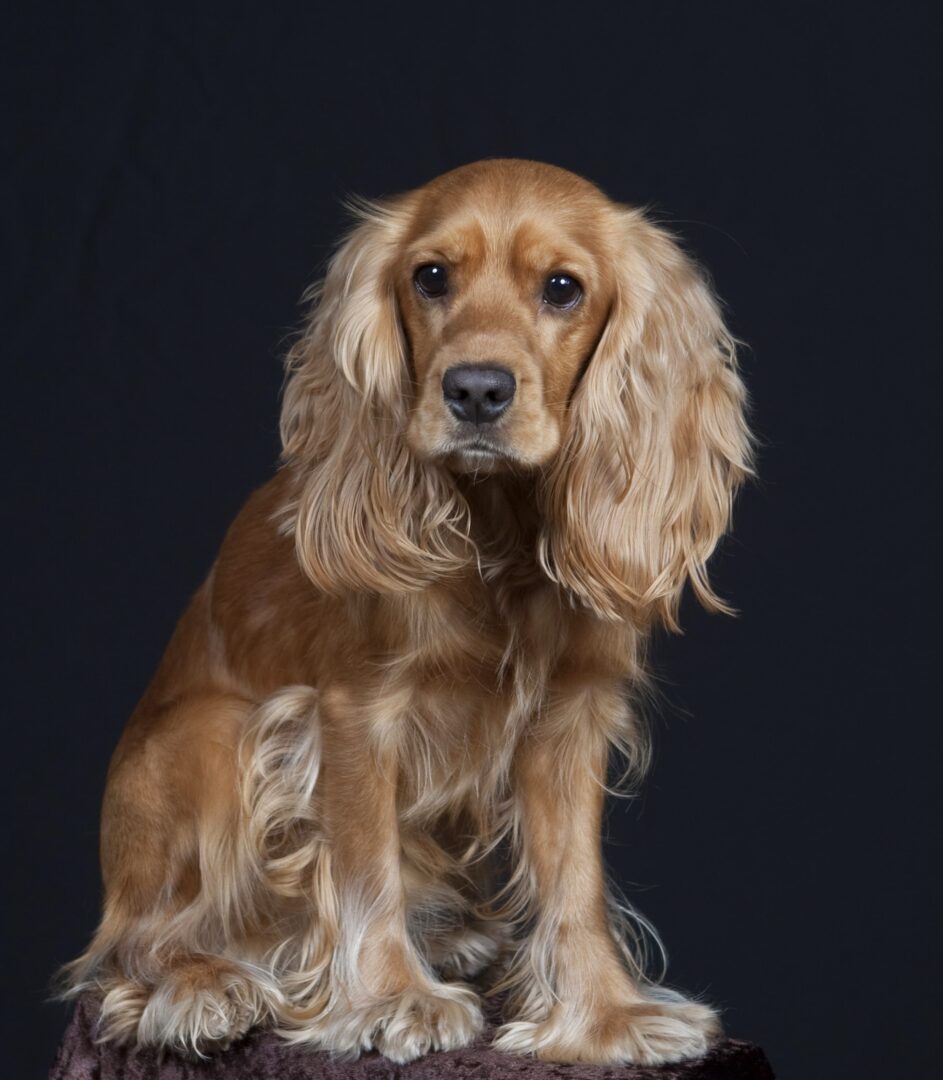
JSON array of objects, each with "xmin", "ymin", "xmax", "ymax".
[
  {"xmin": 385, "ymin": 581, "xmax": 564, "ymax": 819},
  {"xmin": 394, "ymin": 575, "xmax": 561, "ymax": 686}
]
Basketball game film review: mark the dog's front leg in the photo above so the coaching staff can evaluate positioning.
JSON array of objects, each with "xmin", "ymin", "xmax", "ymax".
[
  {"xmin": 295, "ymin": 683, "xmax": 482, "ymax": 1062},
  {"xmin": 494, "ymin": 679, "xmax": 720, "ymax": 1065}
]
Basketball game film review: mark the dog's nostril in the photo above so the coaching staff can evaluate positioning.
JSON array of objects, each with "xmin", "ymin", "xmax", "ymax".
[{"xmin": 442, "ymin": 364, "xmax": 516, "ymax": 426}]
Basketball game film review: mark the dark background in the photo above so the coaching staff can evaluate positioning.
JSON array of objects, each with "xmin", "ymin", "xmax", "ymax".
[{"xmin": 5, "ymin": 3, "xmax": 941, "ymax": 1077}]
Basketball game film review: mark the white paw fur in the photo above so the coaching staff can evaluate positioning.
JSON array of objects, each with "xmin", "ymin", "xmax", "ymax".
[
  {"xmin": 493, "ymin": 988, "xmax": 721, "ymax": 1066},
  {"xmin": 287, "ymin": 982, "xmax": 484, "ymax": 1063},
  {"xmin": 128, "ymin": 960, "xmax": 282, "ymax": 1057}
]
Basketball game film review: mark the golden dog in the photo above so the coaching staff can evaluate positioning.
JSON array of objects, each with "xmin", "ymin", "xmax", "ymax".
[{"xmin": 64, "ymin": 159, "xmax": 752, "ymax": 1065}]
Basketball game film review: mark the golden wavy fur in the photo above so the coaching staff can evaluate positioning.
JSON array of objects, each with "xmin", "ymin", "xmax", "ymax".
[{"xmin": 62, "ymin": 159, "xmax": 753, "ymax": 1065}]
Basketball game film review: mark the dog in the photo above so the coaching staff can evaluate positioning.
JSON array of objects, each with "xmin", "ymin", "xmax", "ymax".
[{"xmin": 62, "ymin": 159, "xmax": 753, "ymax": 1065}]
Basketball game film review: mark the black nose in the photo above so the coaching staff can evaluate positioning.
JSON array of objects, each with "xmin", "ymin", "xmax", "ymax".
[{"xmin": 441, "ymin": 365, "xmax": 516, "ymax": 425}]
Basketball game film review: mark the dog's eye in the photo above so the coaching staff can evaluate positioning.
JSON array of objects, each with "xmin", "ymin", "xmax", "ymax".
[
  {"xmin": 414, "ymin": 263, "xmax": 449, "ymax": 298},
  {"xmin": 543, "ymin": 273, "xmax": 582, "ymax": 309}
]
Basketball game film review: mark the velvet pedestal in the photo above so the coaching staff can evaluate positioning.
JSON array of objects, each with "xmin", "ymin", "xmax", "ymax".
[{"xmin": 51, "ymin": 994, "xmax": 775, "ymax": 1079}]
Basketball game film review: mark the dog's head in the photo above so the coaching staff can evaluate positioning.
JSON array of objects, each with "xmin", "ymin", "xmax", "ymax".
[
  {"xmin": 282, "ymin": 160, "xmax": 752, "ymax": 625},
  {"xmin": 397, "ymin": 162, "xmax": 616, "ymax": 473}
]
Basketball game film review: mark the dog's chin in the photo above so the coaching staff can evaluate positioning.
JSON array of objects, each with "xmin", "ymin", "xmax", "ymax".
[
  {"xmin": 435, "ymin": 438, "xmax": 521, "ymax": 475},
  {"xmin": 444, "ymin": 445, "xmax": 511, "ymax": 475}
]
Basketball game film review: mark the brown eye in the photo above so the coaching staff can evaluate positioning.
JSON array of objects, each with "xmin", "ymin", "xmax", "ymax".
[
  {"xmin": 414, "ymin": 263, "xmax": 448, "ymax": 298},
  {"xmin": 543, "ymin": 272, "xmax": 581, "ymax": 308}
]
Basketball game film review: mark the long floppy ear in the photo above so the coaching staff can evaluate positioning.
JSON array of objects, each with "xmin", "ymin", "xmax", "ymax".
[
  {"xmin": 539, "ymin": 209, "xmax": 754, "ymax": 627},
  {"xmin": 280, "ymin": 199, "xmax": 469, "ymax": 593}
]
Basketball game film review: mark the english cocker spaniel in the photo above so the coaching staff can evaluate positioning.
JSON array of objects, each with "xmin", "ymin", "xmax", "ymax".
[{"xmin": 63, "ymin": 159, "xmax": 753, "ymax": 1066}]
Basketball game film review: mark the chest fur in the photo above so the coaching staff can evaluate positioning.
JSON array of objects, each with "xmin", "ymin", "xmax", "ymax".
[{"xmin": 375, "ymin": 581, "xmax": 569, "ymax": 822}]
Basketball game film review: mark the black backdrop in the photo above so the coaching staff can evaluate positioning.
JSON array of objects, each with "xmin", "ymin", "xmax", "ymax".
[{"xmin": 5, "ymin": 4, "xmax": 941, "ymax": 1078}]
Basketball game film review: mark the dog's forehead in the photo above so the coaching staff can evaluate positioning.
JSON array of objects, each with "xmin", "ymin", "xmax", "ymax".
[{"xmin": 403, "ymin": 159, "xmax": 611, "ymax": 264}]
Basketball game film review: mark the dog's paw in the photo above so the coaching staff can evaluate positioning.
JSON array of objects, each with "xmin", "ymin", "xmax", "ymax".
[
  {"xmin": 493, "ymin": 991, "xmax": 721, "ymax": 1066},
  {"xmin": 373, "ymin": 984, "xmax": 484, "ymax": 1062},
  {"xmin": 134, "ymin": 956, "xmax": 281, "ymax": 1057},
  {"xmin": 306, "ymin": 983, "xmax": 483, "ymax": 1062}
]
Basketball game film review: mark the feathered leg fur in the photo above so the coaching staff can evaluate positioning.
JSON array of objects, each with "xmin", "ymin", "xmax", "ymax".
[{"xmin": 493, "ymin": 678, "xmax": 721, "ymax": 1065}]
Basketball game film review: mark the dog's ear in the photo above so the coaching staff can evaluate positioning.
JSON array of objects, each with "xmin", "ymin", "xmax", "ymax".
[
  {"xmin": 540, "ymin": 210, "xmax": 754, "ymax": 627},
  {"xmin": 280, "ymin": 199, "xmax": 468, "ymax": 594}
]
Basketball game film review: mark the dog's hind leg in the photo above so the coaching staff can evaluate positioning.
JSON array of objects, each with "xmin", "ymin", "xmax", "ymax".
[{"xmin": 61, "ymin": 691, "xmax": 282, "ymax": 1056}]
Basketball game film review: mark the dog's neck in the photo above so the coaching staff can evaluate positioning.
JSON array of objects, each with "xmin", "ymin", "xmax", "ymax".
[{"xmin": 453, "ymin": 469, "xmax": 545, "ymax": 568}]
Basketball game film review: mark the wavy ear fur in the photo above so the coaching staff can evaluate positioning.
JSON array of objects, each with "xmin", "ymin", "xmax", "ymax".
[
  {"xmin": 539, "ymin": 209, "xmax": 754, "ymax": 627},
  {"xmin": 280, "ymin": 200, "xmax": 469, "ymax": 593}
]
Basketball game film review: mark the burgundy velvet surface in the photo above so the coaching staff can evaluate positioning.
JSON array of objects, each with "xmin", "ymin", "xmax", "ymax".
[{"xmin": 50, "ymin": 994, "xmax": 775, "ymax": 1080}]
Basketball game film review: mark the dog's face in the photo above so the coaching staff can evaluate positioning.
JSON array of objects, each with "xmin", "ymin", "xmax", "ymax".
[
  {"xmin": 397, "ymin": 163, "xmax": 617, "ymax": 473},
  {"xmin": 282, "ymin": 159, "xmax": 752, "ymax": 623}
]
